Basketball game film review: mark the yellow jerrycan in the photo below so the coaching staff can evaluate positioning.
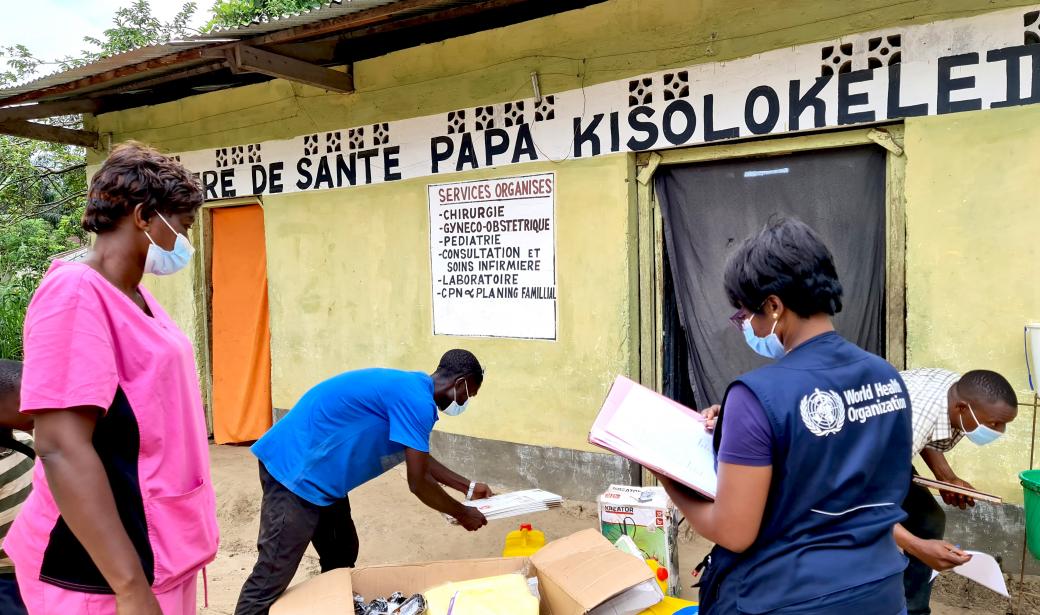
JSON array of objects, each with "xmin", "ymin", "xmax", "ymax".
[
  {"xmin": 640, "ymin": 596, "xmax": 699, "ymax": 615},
  {"xmin": 502, "ymin": 524, "xmax": 546, "ymax": 557},
  {"xmin": 645, "ymin": 558, "xmax": 670, "ymax": 594}
]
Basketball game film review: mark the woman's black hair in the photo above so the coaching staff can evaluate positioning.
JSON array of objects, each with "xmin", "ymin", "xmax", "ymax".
[
  {"xmin": 82, "ymin": 140, "xmax": 204, "ymax": 234},
  {"xmin": 723, "ymin": 217, "xmax": 844, "ymax": 318}
]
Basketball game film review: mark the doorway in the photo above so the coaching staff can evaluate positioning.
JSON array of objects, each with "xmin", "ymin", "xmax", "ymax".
[
  {"xmin": 655, "ymin": 145, "xmax": 889, "ymax": 409},
  {"xmin": 207, "ymin": 202, "xmax": 273, "ymax": 444}
]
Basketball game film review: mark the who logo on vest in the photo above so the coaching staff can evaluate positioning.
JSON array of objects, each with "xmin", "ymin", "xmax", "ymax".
[{"xmin": 800, "ymin": 389, "xmax": 846, "ymax": 437}]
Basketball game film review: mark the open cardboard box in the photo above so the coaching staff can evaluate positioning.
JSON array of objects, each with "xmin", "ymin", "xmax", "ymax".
[{"xmin": 272, "ymin": 529, "xmax": 654, "ymax": 615}]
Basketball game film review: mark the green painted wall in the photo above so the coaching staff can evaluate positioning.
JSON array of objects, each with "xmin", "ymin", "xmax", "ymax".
[
  {"xmin": 262, "ymin": 156, "xmax": 634, "ymax": 450},
  {"xmin": 93, "ymin": 0, "xmax": 1036, "ymax": 155},
  {"xmin": 92, "ymin": 0, "xmax": 1040, "ymax": 486},
  {"xmin": 904, "ymin": 105, "xmax": 1040, "ymax": 502}
]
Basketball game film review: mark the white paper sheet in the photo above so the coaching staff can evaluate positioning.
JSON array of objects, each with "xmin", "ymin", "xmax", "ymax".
[
  {"xmin": 593, "ymin": 384, "xmax": 717, "ymax": 497},
  {"xmin": 930, "ymin": 550, "xmax": 1008, "ymax": 597},
  {"xmin": 444, "ymin": 489, "xmax": 563, "ymax": 524}
]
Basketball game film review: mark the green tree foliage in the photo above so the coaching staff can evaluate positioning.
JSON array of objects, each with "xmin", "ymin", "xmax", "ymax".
[
  {"xmin": 0, "ymin": 1, "xmax": 203, "ymax": 358},
  {"xmin": 74, "ymin": 1, "xmax": 200, "ymax": 67},
  {"xmin": 0, "ymin": 57, "xmax": 88, "ymax": 359},
  {"xmin": 0, "ymin": 0, "xmax": 327, "ymax": 358},
  {"xmin": 204, "ymin": 0, "xmax": 324, "ymax": 31}
]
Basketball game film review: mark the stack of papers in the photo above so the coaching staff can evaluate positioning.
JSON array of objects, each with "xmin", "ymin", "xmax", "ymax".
[
  {"xmin": 589, "ymin": 376, "xmax": 717, "ymax": 499},
  {"xmin": 447, "ymin": 489, "xmax": 563, "ymax": 524}
]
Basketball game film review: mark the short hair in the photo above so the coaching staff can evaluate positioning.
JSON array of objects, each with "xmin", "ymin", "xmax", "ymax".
[
  {"xmin": 723, "ymin": 217, "xmax": 844, "ymax": 318},
  {"xmin": 959, "ymin": 370, "xmax": 1018, "ymax": 409},
  {"xmin": 436, "ymin": 349, "xmax": 484, "ymax": 387},
  {"xmin": 83, "ymin": 141, "xmax": 204, "ymax": 234},
  {"xmin": 0, "ymin": 360, "xmax": 22, "ymax": 400}
]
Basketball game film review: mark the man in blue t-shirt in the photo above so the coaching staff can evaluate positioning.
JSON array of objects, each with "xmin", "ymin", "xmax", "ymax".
[{"xmin": 235, "ymin": 349, "xmax": 491, "ymax": 615}]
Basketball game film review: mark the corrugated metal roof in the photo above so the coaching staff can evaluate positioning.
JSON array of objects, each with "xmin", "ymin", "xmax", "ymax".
[
  {"xmin": 51, "ymin": 246, "xmax": 88, "ymax": 262},
  {"xmin": 0, "ymin": 0, "xmax": 426, "ymax": 100},
  {"xmin": 0, "ymin": 41, "xmax": 216, "ymax": 98},
  {"xmin": 202, "ymin": 0, "xmax": 400, "ymax": 36}
]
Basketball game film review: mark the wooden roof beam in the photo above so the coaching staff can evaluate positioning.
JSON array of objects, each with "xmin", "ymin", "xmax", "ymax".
[
  {"xmin": 223, "ymin": 45, "xmax": 353, "ymax": 93},
  {"xmin": 104, "ymin": 61, "xmax": 229, "ymax": 95},
  {"xmin": 0, "ymin": 47, "xmax": 223, "ymax": 107},
  {"xmin": 0, "ymin": 99, "xmax": 101, "ymax": 121},
  {"xmin": 0, "ymin": 119, "xmax": 99, "ymax": 148}
]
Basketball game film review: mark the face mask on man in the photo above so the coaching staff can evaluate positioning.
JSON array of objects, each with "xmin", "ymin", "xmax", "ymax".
[
  {"xmin": 742, "ymin": 315, "xmax": 786, "ymax": 360},
  {"xmin": 144, "ymin": 213, "xmax": 194, "ymax": 276},
  {"xmin": 444, "ymin": 378, "xmax": 471, "ymax": 417},
  {"xmin": 959, "ymin": 403, "xmax": 1003, "ymax": 446}
]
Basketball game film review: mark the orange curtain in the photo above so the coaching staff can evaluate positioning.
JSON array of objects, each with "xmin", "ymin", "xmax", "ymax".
[{"xmin": 211, "ymin": 205, "xmax": 273, "ymax": 444}]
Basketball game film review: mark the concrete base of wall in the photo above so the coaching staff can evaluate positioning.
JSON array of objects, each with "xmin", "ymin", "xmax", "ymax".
[
  {"xmin": 432, "ymin": 432, "xmax": 1036, "ymax": 574},
  {"xmin": 280, "ymin": 416, "xmax": 1030, "ymax": 573},
  {"xmin": 944, "ymin": 499, "xmax": 1037, "ymax": 574},
  {"xmin": 430, "ymin": 431, "xmax": 640, "ymax": 502}
]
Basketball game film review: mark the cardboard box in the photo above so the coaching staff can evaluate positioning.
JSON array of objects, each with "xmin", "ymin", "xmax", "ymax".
[
  {"xmin": 530, "ymin": 529, "xmax": 658, "ymax": 615},
  {"xmin": 272, "ymin": 529, "xmax": 654, "ymax": 615},
  {"xmin": 597, "ymin": 485, "xmax": 681, "ymax": 596}
]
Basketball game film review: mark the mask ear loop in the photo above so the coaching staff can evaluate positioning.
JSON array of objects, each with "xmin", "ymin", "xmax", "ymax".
[
  {"xmin": 144, "ymin": 213, "xmax": 180, "ymax": 247},
  {"xmin": 958, "ymin": 402, "xmax": 978, "ymax": 433},
  {"xmin": 770, "ymin": 312, "xmax": 783, "ymax": 349},
  {"xmin": 156, "ymin": 212, "xmax": 178, "ymax": 233},
  {"xmin": 966, "ymin": 403, "xmax": 984, "ymax": 431}
]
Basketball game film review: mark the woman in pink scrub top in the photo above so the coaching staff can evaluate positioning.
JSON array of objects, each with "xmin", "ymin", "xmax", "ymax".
[{"xmin": 4, "ymin": 142, "xmax": 219, "ymax": 615}]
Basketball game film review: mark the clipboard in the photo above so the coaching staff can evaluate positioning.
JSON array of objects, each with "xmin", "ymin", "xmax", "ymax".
[
  {"xmin": 589, "ymin": 376, "xmax": 717, "ymax": 500},
  {"xmin": 912, "ymin": 476, "xmax": 1002, "ymax": 504}
]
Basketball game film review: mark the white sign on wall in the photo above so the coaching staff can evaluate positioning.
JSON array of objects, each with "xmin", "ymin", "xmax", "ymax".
[{"xmin": 428, "ymin": 173, "xmax": 556, "ymax": 339}]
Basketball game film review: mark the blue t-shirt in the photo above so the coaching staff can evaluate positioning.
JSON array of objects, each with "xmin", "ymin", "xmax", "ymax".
[{"xmin": 252, "ymin": 368, "xmax": 438, "ymax": 506}]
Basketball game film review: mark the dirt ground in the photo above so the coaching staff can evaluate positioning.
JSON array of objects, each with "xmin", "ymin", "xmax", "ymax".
[{"xmin": 198, "ymin": 445, "xmax": 1029, "ymax": 615}]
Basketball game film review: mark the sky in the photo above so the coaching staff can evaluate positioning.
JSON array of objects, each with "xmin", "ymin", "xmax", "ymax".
[{"xmin": 1, "ymin": 0, "xmax": 211, "ymax": 81}]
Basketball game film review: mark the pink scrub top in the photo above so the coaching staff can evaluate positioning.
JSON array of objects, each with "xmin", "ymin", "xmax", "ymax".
[{"xmin": 4, "ymin": 260, "xmax": 218, "ymax": 594}]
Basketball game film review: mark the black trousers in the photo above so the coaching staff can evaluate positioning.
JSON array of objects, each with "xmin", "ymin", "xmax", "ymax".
[
  {"xmin": 0, "ymin": 573, "xmax": 28, "ymax": 615},
  {"xmin": 901, "ymin": 479, "xmax": 946, "ymax": 615},
  {"xmin": 234, "ymin": 461, "xmax": 359, "ymax": 615}
]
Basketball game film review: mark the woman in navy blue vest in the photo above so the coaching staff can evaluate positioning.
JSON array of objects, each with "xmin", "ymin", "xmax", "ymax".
[{"xmin": 657, "ymin": 218, "xmax": 913, "ymax": 614}]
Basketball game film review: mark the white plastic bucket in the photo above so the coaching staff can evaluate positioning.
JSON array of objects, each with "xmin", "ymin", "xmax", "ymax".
[{"xmin": 1026, "ymin": 323, "xmax": 1040, "ymax": 392}]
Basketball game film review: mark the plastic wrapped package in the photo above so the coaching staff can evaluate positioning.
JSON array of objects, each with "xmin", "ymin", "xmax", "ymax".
[
  {"xmin": 588, "ymin": 579, "xmax": 663, "ymax": 615},
  {"xmin": 424, "ymin": 574, "xmax": 538, "ymax": 615},
  {"xmin": 526, "ymin": 577, "xmax": 540, "ymax": 601},
  {"xmin": 352, "ymin": 593, "xmax": 426, "ymax": 615}
]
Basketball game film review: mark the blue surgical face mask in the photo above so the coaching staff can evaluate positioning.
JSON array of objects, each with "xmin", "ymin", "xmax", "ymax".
[
  {"xmin": 144, "ymin": 213, "xmax": 194, "ymax": 276},
  {"xmin": 742, "ymin": 316, "xmax": 786, "ymax": 360},
  {"xmin": 959, "ymin": 403, "xmax": 1003, "ymax": 446},
  {"xmin": 444, "ymin": 379, "xmax": 471, "ymax": 417}
]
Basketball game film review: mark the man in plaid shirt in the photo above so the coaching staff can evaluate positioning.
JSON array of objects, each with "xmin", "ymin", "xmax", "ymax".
[{"xmin": 895, "ymin": 368, "xmax": 1018, "ymax": 615}]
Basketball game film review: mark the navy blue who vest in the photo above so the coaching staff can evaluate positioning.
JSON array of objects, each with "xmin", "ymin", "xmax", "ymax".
[{"xmin": 701, "ymin": 332, "xmax": 912, "ymax": 614}]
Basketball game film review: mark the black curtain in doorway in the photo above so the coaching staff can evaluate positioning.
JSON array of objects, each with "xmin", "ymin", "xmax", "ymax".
[{"xmin": 655, "ymin": 146, "xmax": 887, "ymax": 408}]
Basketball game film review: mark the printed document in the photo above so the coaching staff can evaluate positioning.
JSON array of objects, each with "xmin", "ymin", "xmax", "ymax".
[{"xmin": 590, "ymin": 376, "xmax": 717, "ymax": 499}]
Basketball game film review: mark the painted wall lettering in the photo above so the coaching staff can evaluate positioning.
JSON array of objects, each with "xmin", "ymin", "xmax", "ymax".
[{"xmin": 170, "ymin": 7, "xmax": 1040, "ymax": 198}]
